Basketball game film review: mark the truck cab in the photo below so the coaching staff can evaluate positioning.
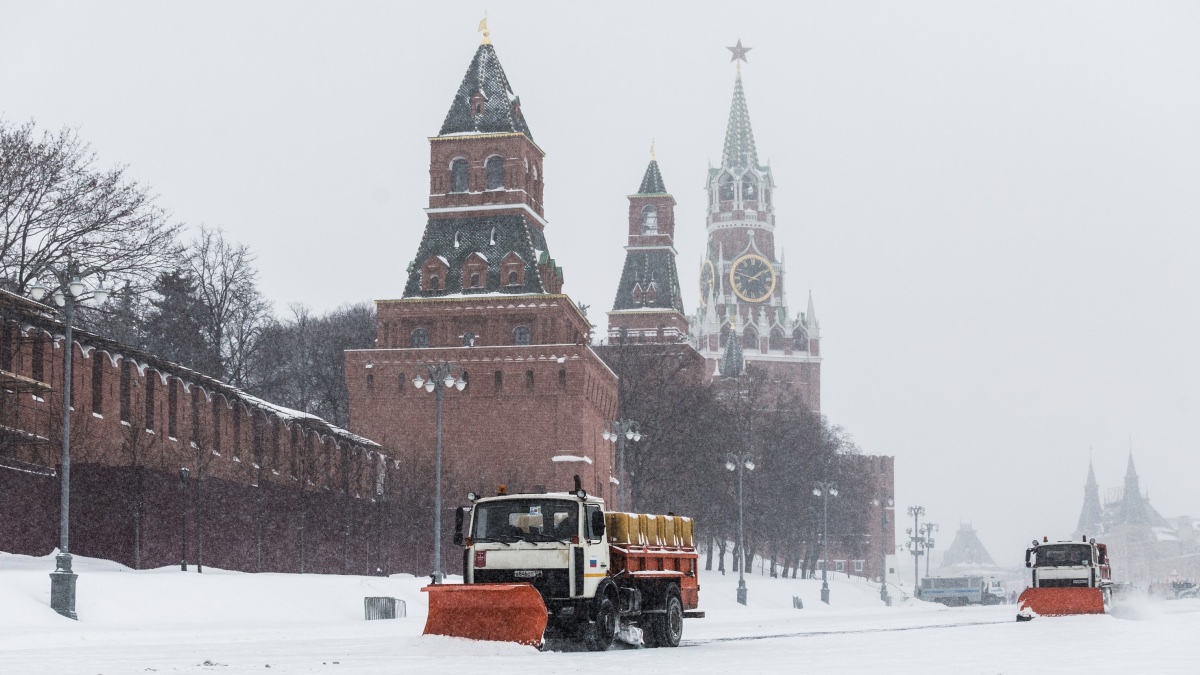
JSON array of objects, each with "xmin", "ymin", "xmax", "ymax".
[
  {"xmin": 986, "ymin": 577, "xmax": 1007, "ymax": 604},
  {"xmin": 1025, "ymin": 538, "xmax": 1111, "ymax": 590},
  {"xmin": 458, "ymin": 492, "xmax": 610, "ymax": 608}
]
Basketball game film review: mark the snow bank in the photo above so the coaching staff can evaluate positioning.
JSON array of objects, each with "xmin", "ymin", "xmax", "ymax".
[{"xmin": 3, "ymin": 551, "xmax": 1199, "ymax": 674}]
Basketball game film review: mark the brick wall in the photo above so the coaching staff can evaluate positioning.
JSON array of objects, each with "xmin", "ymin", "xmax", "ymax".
[{"xmin": 0, "ymin": 295, "xmax": 398, "ymax": 574}]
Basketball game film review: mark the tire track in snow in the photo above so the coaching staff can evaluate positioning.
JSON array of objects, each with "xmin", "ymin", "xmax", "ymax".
[{"xmin": 682, "ymin": 618, "xmax": 1012, "ymax": 646}]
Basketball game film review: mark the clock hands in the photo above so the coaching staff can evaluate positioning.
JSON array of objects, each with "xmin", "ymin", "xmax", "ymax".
[
  {"xmin": 729, "ymin": 255, "xmax": 775, "ymax": 302},
  {"xmin": 736, "ymin": 268, "xmax": 768, "ymax": 283}
]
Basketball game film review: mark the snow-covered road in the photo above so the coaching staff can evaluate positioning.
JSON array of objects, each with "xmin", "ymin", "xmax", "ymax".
[{"xmin": 2, "ymin": 552, "xmax": 1198, "ymax": 674}]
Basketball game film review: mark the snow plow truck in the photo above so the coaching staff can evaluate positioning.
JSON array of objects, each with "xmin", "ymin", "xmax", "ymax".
[
  {"xmin": 422, "ymin": 477, "xmax": 703, "ymax": 649},
  {"xmin": 1016, "ymin": 536, "xmax": 1112, "ymax": 621}
]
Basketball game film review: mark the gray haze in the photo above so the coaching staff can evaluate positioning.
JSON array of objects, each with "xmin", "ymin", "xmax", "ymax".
[{"xmin": 4, "ymin": 1, "xmax": 1199, "ymax": 565}]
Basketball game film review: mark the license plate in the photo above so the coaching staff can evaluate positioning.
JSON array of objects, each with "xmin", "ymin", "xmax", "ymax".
[{"xmin": 513, "ymin": 570, "xmax": 542, "ymax": 578}]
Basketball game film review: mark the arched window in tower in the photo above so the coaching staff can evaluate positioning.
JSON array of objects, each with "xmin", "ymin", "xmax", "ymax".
[
  {"xmin": 793, "ymin": 328, "xmax": 809, "ymax": 352},
  {"xmin": 641, "ymin": 205, "xmax": 658, "ymax": 234},
  {"xmin": 461, "ymin": 252, "xmax": 487, "ymax": 291},
  {"xmin": 450, "ymin": 158, "xmax": 469, "ymax": 193},
  {"xmin": 645, "ymin": 282, "xmax": 658, "ymax": 304},
  {"xmin": 501, "ymin": 252, "xmax": 525, "ymax": 287},
  {"xmin": 631, "ymin": 282, "xmax": 644, "ymax": 305},
  {"xmin": 486, "ymin": 155, "xmax": 505, "ymax": 190},
  {"xmin": 769, "ymin": 327, "xmax": 785, "ymax": 351},
  {"xmin": 411, "ymin": 328, "xmax": 429, "ymax": 348},
  {"xmin": 513, "ymin": 325, "xmax": 531, "ymax": 346},
  {"xmin": 741, "ymin": 174, "xmax": 759, "ymax": 202},
  {"xmin": 742, "ymin": 326, "xmax": 759, "ymax": 351},
  {"xmin": 719, "ymin": 323, "xmax": 730, "ymax": 348},
  {"xmin": 718, "ymin": 173, "xmax": 735, "ymax": 201}
]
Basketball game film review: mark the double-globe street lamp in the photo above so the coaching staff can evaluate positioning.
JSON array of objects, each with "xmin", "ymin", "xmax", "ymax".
[
  {"xmin": 921, "ymin": 522, "xmax": 938, "ymax": 577},
  {"xmin": 412, "ymin": 362, "xmax": 466, "ymax": 584},
  {"xmin": 906, "ymin": 505, "xmax": 926, "ymax": 598},
  {"xmin": 725, "ymin": 452, "xmax": 755, "ymax": 606},
  {"xmin": 812, "ymin": 480, "xmax": 839, "ymax": 604},
  {"xmin": 28, "ymin": 264, "xmax": 109, "ymax": 620},
  {"xmin": 871, "ymin": 495, "xmax": 894, "ymax": 605},
  {"xmin": 601, "ymin": 419, "xmax": 640, "ymax": 512}
]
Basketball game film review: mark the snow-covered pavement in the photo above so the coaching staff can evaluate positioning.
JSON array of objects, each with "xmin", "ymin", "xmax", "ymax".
[{"xmin": 2, "ymin": 552, "xmax": 1198, "ymax": 674}]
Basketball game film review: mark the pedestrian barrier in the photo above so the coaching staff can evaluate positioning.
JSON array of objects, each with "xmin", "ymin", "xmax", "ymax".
[{"xmin": 364, "ymin": 596, "xmax": 405, "ymax": 620}]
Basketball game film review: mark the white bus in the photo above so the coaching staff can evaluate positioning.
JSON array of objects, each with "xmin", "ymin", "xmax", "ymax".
[{"xmin": 920, "ymin": 575, "xmax": 1007, "ymax": 606}]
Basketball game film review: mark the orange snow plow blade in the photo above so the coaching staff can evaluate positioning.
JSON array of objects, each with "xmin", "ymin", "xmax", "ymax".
[
  {"xmin": 1017, "ymin": 588, "xmax": 1105, "ymax": 618},
  {"xmin": 422, "ymin": 583, "xmax": 548, "ymax": 646}
]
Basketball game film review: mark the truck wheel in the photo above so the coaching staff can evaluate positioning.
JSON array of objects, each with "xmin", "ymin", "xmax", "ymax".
[
  {"xmin": 645, "ymin": 585, "xmax": 684, "ymax": 648},
  {"xmin": 583, "ymin": 596, "xmax": 617, "ymax": 652}
]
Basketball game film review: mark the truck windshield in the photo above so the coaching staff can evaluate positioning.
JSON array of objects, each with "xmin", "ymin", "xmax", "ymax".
[
  {"xmin": 473, "ymin": 498, "xmax": 579, "ymax": 543},
  {"xmin": 1036, "ymin": 544, "xmax": 1091, "ymax": 566}
]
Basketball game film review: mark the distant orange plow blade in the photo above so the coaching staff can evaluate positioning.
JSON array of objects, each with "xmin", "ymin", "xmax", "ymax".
[
  {"xmin": 1018, "ymin": 588, "xmax": 1105, "ymax": 617},
  {"xmin": 422, "ymin": 583, "xmax": 547, "ymax": 646}
]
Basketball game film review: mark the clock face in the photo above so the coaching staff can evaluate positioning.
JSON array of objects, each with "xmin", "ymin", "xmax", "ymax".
[
  {"xmin": 729, "ymin": 254, "xmax": 776, "ymax": 303},
  {"xmin": 699, "ymin": 259, "xmax": 716, "ymax": 305}
]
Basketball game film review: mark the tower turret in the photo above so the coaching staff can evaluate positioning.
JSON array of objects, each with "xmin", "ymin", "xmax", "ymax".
[
  {"xmin": 1075, "ymin": 459, "xmax": 1104, "ymax": 537},
  {"xmin": 607, "ymin": 148, "xmax": 688, "ymax": 343},
  {"xmin": 405, "ymin": 38, "xmax": 563, "ymax": 298},
  {"xmin": 1116, "ymin": 452, "xmax": 1149, "ymax": 525}
]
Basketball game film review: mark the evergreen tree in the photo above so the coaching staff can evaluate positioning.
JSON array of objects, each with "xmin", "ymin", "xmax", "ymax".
[{"xmin": 143, "ymin": 270, "xmax": 221, "ymax": 375}]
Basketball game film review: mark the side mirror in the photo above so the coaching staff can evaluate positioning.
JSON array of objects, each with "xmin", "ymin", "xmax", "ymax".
[
  {"xmin": 590, "ymin": 510, "xmax": 606, "ymax": 540},
  {"xmin": 453, "ymin": 506, "xmax": 467, "ymax": 546},
  {"xmin": 1025, "ymin": 548, "xmax": 1033, "ymax": 568}
]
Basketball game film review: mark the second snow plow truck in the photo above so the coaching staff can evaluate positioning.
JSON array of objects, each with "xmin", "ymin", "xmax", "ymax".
[
  {"xmin": 422, "ymin": 478, "xmax": 703, "ymax": 650},
  {"xmin": 1016, "ymin": 536, "xmax": 1113, "ymax": 620}
]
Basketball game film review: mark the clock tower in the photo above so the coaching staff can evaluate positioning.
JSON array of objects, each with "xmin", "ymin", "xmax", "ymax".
[{"xmin": 692, "ymin": 47, "xmax": 821, "ymax": 410}]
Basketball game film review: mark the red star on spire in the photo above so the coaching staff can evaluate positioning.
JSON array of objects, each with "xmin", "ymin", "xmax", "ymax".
[{"xmin": 727, "ymin": 39, "xmax": 752, "ymax": 63}]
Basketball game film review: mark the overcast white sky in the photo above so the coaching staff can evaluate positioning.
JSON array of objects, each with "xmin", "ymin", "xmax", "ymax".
[{"xmin": 4, "ymin": 1, "xmax": 1199, "ymax": 566}]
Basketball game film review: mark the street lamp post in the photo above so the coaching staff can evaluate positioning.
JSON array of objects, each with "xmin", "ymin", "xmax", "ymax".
[
  {"xmin": 922, "ymin": 522, "xmax": 938, "ymax": 578},
  {"xmin": 601, "ymin": 420, "xmax": 640, "ymax": 511},
  {"xmin": 179, "ymin": 467, "xmax": 190, "ymax": 571},
  {"xmin": 813, "ymin": 481, "xmax": 839, "ymax": 604},
  {"xmin": 412, "ymin": 362, "xmax": 466, "ymax": 584},
  {"xmin": 725, "ymin": 452, "xmax": 755, "ymax": 605},
  {"xmin": 28, "ymin": 262, "xmax": 109, "ymax": 620},
  {"xmin": 906, "ymin": 505, "xmax": 926, "ymax": 598},
  {"xmin": 872, "ymin": 495, "xmax": 894, "ymax": 605}
]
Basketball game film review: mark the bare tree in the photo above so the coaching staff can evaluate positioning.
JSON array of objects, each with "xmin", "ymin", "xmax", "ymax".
[
  {"xmin": 249, "ymin": 302, "xmax": 375, "ymax": 427},
  {"xmin": 0, "ymin": 121, "xmax": 181, "ymax": 292},
  {"xmin": 186, "ymin": 225, "xmax": 273, "ymax": 388}
]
